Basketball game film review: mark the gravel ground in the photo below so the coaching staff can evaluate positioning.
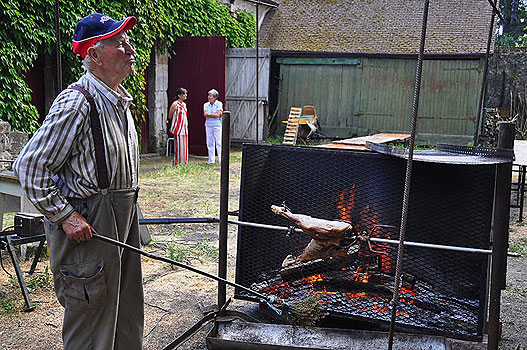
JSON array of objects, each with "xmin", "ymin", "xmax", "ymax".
[{"xmin": 498, "ymin": 211, "xmax": 527, "ymax": 350}]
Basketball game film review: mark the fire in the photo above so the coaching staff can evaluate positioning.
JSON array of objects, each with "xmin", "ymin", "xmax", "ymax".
[
  {"xmin": 304, "ymin": 274, "xmax": 323, "ymax": 284},
  {"xmin": 335, "ymin": 184, "xmax": 356, "ymax": 222},
  {"xmin": 344, "ymin": 292, "xmax": 367, "ymax": 301},
  {"xmin": 313, "ymin": 286, "xmax": 337, "ymax": 295},
  {"xmin": 335, "ymin": 187, "xmax": 393, "ymax": 273},
  {"xmin": 350, "ymin": 266, "xmax": 371, "ymax": 283},
  {"xmin": 263, "ymin": 281, "xmax": 293, "ymax": 299},
  {"xmin": 400, "ymin": 284, "xmax": 417, "ymax": 296}
]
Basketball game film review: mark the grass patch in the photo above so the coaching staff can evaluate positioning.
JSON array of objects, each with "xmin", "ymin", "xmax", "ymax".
[
  {"xmin": 266, "ymin": 136, "xmax": 283, "ymax": 144},
  {"xmin": 195, "ymin": 240, "xmax": 219, "ymax": 261},
  {"xmin": 0, "ymin": 299, "xmax": 16, "ymax": 315},
  {"xmin": 509, "ymin": 237, "xmax": 527, "ymax": 254},
  {"xmin": 138, "ymin": 152, "xmax": 242, "ymax": 219},
  {"xmin": 25, "ymin": 266, "xmax": 53, "ymax": 293}
]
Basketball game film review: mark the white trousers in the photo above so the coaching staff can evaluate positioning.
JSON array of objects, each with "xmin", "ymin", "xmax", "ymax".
[{"xmin": 206, "ymin": 125, "xmax": 222, "ymax": 164}]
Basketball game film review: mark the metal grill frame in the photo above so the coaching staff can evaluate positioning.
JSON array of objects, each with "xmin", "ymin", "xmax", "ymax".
[{"xmin": 235, "ymin": 144, "xmax": 496, "ymax": 341}]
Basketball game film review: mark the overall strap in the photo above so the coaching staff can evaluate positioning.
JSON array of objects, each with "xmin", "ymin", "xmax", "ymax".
[{"xmin": 70, "ymin": 85, "xmax": 110, "ymax": 192}]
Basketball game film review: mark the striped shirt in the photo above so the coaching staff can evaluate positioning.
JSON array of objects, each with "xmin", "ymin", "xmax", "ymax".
[
  {"xmin": 169, "ymin": 100, "xmax": 188, "ymax": 135},
  {"xmin": 13, "ymin": 71, "xmax": 139, "ymax": 223}
]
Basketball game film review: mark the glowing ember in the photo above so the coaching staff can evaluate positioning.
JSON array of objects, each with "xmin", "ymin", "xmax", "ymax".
[{"xmin": 304, "ymin": 274, "xmax": 323, "ymax": 284}]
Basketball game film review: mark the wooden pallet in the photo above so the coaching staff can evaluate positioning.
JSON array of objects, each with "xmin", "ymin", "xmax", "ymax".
[{"xmin": 282, "ymin": 107, "xmax": 302, "ymax": 145}]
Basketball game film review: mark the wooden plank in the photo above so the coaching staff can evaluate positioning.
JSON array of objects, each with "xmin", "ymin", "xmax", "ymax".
[{"xmin": 335, "ymin": 133, "xmax": 411, "ymax": 146}]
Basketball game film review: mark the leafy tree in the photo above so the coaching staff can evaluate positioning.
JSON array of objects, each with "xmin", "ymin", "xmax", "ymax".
[
  {"xmin": 0, "ymin": 0, "xmax": 256, "ymax": 135},
  {"xmin": 497, "ymin": 0, "xmax": 527, "ymax": 46}
]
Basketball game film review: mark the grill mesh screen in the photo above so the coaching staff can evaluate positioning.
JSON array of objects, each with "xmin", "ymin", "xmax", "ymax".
[{"xmin": 235, "ymin": 144, "xmax": 495, "ymax": 340}]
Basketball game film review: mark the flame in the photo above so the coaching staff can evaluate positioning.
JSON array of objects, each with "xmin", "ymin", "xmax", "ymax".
[
  {"xmin": 334, "ymin": 187, "xmax": 393, "ymax": 273},
  {"xmin": 304, "ymin": 274, "xmax": 323, "ymax": 284},
  {"xmin": 313, "ymin": 286, "xmax": 337, "ymax": 296},
  {"xmin": 335, "ymin": 184, "xmax": 356, "ymax": 222},
  {"xmin": 350, "ymin": 266, "xmax": 371, "ymax": 283}
]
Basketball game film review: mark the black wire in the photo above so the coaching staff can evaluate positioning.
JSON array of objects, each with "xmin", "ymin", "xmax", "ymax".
[
  {"xmin": 0, "ymin": 226, "xmax": 18, "ymax": 277},
  {"xmin": 0, "ymin": 226, "xmax": 15, "ymax": 236},
  {"xmin": 0, "ymin": 247, "xmax": 13, "ymax": 278}
]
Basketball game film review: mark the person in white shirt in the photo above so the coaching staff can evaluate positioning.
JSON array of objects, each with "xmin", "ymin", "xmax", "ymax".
[{"xmin": 203, "ymin": 89, "xmax": 223, "ymax": 164}]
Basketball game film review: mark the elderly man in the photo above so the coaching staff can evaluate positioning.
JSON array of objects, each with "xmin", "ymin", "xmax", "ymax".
[{"xmin": 14, "ymin": 13, "xmax": 143, "ymax": 350}]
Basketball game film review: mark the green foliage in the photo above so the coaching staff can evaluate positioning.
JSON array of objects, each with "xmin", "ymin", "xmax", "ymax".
[
  {"xmin": 25, "ymin": 265, "xmax": 54, "ymax": 293},
  {"xmin": 0, "ymin": 299, "xmax": 16, "ymax": 314},
  {"xmin": 1, "ymin": 0, "xmax": 256, "ymax": 135},
  {"xmin": 497, "ymin": 0, "xmax": 527, "ymax": 47}
]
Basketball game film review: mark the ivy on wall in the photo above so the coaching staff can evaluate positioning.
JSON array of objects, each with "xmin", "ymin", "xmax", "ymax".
[{"xmin": 0, "ymin": 0, "xmax": 256, "ymax": 134}]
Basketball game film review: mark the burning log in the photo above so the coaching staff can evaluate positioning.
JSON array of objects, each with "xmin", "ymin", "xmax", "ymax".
[
  {"xmin": 271, "ymin": 205, "xmax": 356, "ymax": 266},
  {"xmin": 312, "ymin": 269, "xmax": 396, "ymax": 297}
]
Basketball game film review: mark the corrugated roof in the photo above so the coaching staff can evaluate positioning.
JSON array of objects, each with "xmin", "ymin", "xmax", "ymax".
[{"xmin": 259, "ymin": 0, "xmax": 495, "ymax": 54}]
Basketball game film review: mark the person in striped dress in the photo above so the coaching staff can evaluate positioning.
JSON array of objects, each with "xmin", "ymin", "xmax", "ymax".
[{"xmin": 168, "ymin": 87, "xmax": 189, "ymax": 165}]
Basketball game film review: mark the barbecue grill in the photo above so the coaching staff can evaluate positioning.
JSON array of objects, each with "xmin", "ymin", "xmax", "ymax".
[{"xmin": 234, "ymin": 143, "xmax": 500, "ymax": 341}]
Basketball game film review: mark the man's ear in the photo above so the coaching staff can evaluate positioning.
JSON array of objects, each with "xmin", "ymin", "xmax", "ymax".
[{"xmin": 87, "ymin": 47, "xmax": 102, "ymax": 65}]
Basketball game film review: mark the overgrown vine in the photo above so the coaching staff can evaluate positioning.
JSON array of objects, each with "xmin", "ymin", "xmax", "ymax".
[{"xmin": 0, "ymin": 0, "xmax": 256, "ymax": 135}]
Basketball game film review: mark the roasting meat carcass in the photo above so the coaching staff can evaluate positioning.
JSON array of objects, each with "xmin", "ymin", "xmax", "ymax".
[{"xmin": 271, "ymin": 205, "xmax": 355, "ymax": 267}]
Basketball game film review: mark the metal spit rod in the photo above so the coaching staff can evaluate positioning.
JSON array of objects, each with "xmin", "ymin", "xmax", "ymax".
[
  {"xmin": 140, "ymin": 217, "xmax": 521, "ymax": 257},
  {"xmin": 226, "ymin": 219, "xmax": 521, "ymax": 257}
]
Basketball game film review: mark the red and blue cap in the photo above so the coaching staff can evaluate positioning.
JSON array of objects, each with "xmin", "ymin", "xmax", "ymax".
[{"xmin": 72, "ymin": 13, "xmax": 137, "ymax": 59}]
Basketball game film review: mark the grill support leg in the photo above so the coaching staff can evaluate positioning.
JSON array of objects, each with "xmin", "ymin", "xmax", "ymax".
[
  {"xmin": 218, "ymin": 111, "xmax": 231, "ymax": 308},
  {"xmin": 488, "ymin": 121, "xmax": 514, "ymax": 350},
  {"xmin": 4, "ymin": 236, "xmax": 34, "ymax": 311}
]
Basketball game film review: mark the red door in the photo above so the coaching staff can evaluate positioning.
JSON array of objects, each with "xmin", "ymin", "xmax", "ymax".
[{"xmin": 168, "ymin": 36, "xmax": 226, "ymax": 156}]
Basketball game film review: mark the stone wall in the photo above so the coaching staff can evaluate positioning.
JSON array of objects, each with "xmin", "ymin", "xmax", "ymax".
[{"xmin": 0, "ymin": 121, "xmax": 28, "ymax": 172}]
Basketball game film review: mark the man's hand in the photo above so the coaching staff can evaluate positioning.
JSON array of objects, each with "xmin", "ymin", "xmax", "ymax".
[{"xmin": 61, "ymin": 211, "xmax": 93, "ymax": 241}]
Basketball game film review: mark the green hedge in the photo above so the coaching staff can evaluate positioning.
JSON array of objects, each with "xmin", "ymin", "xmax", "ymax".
[{"xmin": 0, "ymin": 0, "xmax": 256, "ymax": 134}]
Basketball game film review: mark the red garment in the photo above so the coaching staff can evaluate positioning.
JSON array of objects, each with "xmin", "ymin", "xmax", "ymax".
[
  {"xmin": 174, "ymin": 135, "xmax": 188, "ymax": 165},
  {"xmin": 170, "ymin": 101, "xmax": 188, "ymax": 135}
]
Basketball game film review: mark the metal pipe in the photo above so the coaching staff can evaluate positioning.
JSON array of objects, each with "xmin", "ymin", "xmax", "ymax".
[
  {"xmin": 218, "ymin": 111, "xmax": 231, "ymax": 307},
  {"xmin": 488, "ymin": 122, "xmax": 514, "ymax": 350},
  {"xmin": 228, "ymin": 219, "xmax": 304, "ymax": 234},
  {"xmin": 139, "ymin": 217, "xmax": 219, "ymax": 225},
  {"xmin": 388, "ymin": 1, "xmax": 429, "ymax": 348},
  {"xmin": 474, "ymin": 0, "xmax": 498, "ymax": 146},
  {"xmin": 255, "ymin": 3, "xmax": 259, "ymax": 143},
  {"xmin": 366, "ymin": 236, "xmax": 519, "ymax": 257}
]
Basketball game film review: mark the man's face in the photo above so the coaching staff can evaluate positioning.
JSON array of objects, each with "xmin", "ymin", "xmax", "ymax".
[
  {"xmin": 96, "ymin": 32, "xmax": 136, "ymax": 80},
  {"xmin": 208, "ymin": 94, "xmax": 216, "ymax": 103}
]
